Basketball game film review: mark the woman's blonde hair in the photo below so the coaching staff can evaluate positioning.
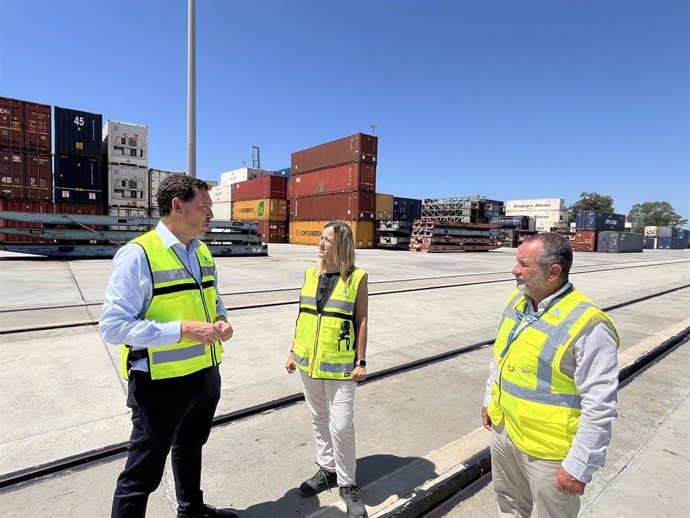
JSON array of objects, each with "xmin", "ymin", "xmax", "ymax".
[{"xmin": 319, "ymin": 220, "xmax": 356, "ymax": 284}]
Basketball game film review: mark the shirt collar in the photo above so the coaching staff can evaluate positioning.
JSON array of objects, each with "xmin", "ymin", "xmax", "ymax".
[
  {"xmin": 155, "ymin": 220, "xmax": 201, "ymax": 254},
  {"xmin": 525, "ymin": 281, "xmax": 573, "ymax": 315}
]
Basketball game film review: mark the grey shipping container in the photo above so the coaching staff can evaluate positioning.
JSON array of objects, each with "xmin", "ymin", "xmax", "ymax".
[
  {"xmin": 597, "ymin": 231, "xmax": 644, "ymax": 253},
  {"xmin": 54, "ymin": 155, "xmax": 104, "ymax": 205},
  {"xmin": 291, "ymin": 133, "xmax": 378, "ymax": 175},
  {"xmin": 54, "ymin": 106, "xmax": 103, "ymax": 157},
  {"xmin": 643, "ymin": 238, "xmax": 657, "ymax": 249},
  {"xmin": 576, "ymin": 211, "xmax": 626, "ymax": 232}
]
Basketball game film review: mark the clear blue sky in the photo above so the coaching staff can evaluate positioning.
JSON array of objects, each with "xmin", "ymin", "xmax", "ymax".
[{"xmin": 1, "ymin": 0, "xmax": 688, "ymax": 220}]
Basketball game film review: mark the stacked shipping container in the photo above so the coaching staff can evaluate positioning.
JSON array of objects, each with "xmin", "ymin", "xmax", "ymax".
[
  {"xmin": 0, "ymin": 97, "xmax": 53, "ymax": 242},
  {"xmin": 504, "ymin": 198, "xmax": 568, "ymax": 232},
  {"xmin": 230, "ymin": 175, "xmax": 288, "ymax": 243},
  {"xmin": 289, "ymin": 133, "xmax": 377, "ymax": 248},
  {"xmin": 573, "ymin": 210, "xmax": 626, "ymax": 252}
]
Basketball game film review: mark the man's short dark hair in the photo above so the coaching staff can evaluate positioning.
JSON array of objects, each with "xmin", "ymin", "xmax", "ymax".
[
  {"xmin": 524, "ymin": 232, "xmax": 573, "ymax": 280},
  {"xmin": 157, "ymin": 175, "xmax": 210, "ymax": 217}
]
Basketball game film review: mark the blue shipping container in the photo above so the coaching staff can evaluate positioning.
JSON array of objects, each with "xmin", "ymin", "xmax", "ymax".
[
  {"xmin": 576, "ymin": 211, "xmax": 626, "ymax": 232},
  {"xmin": 54, "ymin": 155, "xmax": 104, "ymax": 205},
  {"xmin": 277, "ymin": 167, "xmax": 291, "ymax": 180},
  {"xmin": 393, "ymin": 197, "xmax": 422, "ymax": 222},
  {"xmin": 54, "ymin": 106, "xmax": 103, "ymax": 157}
]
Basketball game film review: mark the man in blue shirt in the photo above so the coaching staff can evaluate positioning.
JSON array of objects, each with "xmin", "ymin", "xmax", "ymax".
[{"xmin": 100, "ymin": 175, "xmax": 236, "ymax": 518}]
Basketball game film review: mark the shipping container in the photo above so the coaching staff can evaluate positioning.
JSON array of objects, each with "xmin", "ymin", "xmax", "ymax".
[
  {"xmin": 597, "ymin": 231, "xmax": 644, "ymax": 253},
  {"xmin": 102, "ymin": 120, "xmax": 148, "ymax": 168},
  {"xmin": 658, "ymin": 237, "xmax": 689, "ymax": 249},
  {"xmin": 0, "ymin": 199, "xmax": 54, "ymax": 243},
  {"xmin": 289, "ymin": 220, "xmax": 375, "ymax": 248},
  {"xmin": 393, "ymin": 197, "xmax": 423, "ymax": 222},
  {"xmin": 149, "ymin": 169, "xmax": 185, "ymax": 215},
  {"xmin": 54, "ymin": 106, "xmax": 103, "ymax": 157},
  {"xmin": 505, "ymin": 198, "xmax": 565, "ymax": 212},
  {"xmin": 291, "ymin": 191, "xmax": 375, "ymax": 221},
  {"xmin": 257, "ymin": 220, "xmax": 288, "ymax": 243},
  {"xmin": 210, "ymin": 184, "xmax": 233, "ymax": 204},
  {"xmin": 220, "ymin": 167, "xmax": 276, "ymax": 185},
  {"xmin": 232, "ymin": 175, "xmax": 287, "ymax": 202},
  {"xmin": 573, "ymin": 230, "xmax": 597, "ymax": 252},
  {"xmin": 108, "ymin": 206, "xmax": 149, "ymax": 231},
  {"xmin": 0, "ymin": 97, "xmax": 23, "ymax": 149},
  {"xmin": 54, "ymin": 155, "xmax": 103, "ymax": 205},
  {"xmin": 489, "ymin": 215, "xmax": 532, "ymax": 230},
  {"xmin": 290, "ymin": 163, "xmax": 376, "ymax": 197},
  {"xmin": 55, "ymin": 203, "xmax": 103, "ymax": 217},
  {"xmin": 644, "ymin": 226, "xmax": 659, "ymax": 238},
  {"xmin": 504, "ymin": 209, "xmax": 568, "ymax": 231},
  {"xmin": 375, "ymin": 193, "xmax": 394, "ymax": 221},
  {"xmin": 107, "ymin": 163, "xmax": 149, "ymax": 208},
  {"xmin": 277, "ymin": 167, "xmax": 291, "ymax": 181},
  {"xmin": 575, "ymin": 211, "xmax": 625, "ymax": 232},
  {"xmin": 23, "ymin": 101, "xmax": 51, "ymax": 152},
  {"xmin": 0, "ymin": 149, "xmax": 24, "ymax": 198},
  {"xmin": 24, "ymin": 152, "xmax": 52, "ymax": 200},
  {"xmin": 657, "ymin": 226, "xmax": 673, "ymax": 238},
  {"xmin": 211, "ymin": 201, "xmax": 232, "ymax": 220},
  {"xmin": 232, "ymin": 198, "xmax": 287, "ymax": 221},
  {"xmin": 291, "ymin": 133, "xmax": 378, "ymax": 175},
  {"xmin": 643, "ymin": 237, "xmax": 657, "ymax": 249}
]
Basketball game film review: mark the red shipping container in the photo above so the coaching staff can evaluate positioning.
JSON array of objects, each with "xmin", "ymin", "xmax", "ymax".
[
  {"xmin": 257, "ymin": 220, "xmax": 288, "ymax": 243},
  {"xmin": 22, "ymin": 101, "xmax": 51, "ymax": 152},
  {"xmin": 290, "ymin": 162, "xmax": 376, "ymax": 198},
  {"xmin": 0, "ymin": 97, "xmax": 23, "ymax": 149},
  {"xmin": 291, "ymin": 192, "xmax": 375, "ymax": 221},
  {"xmin": 291, "ymin": 133, "xmax": 378, "ymax": 175},
  {"xmin": 231, "ymin": 175, "xmax": 287, "ymax": 202},
  {"xmin": 573, "ymin": 230, "xmax": 597, "ymax": 252},
  {"xmin": 24, "ymin": 153, "xmax": 52, "ymax": 200},
  {"xmin": 0, "ymin": 149, "xmax": 25, "ymax": 199},
  {"xmin": 0, "ymin": 198, "xmax": 54, "ymax": 243}
]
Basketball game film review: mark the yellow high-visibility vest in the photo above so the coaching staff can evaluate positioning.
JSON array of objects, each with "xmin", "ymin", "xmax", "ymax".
[
  {"xmin": 487, "ymin": 287, "xmax": 619, "ymax": 460},
  {"xmin": 293, "ymin": 266, "xmax": 366, "ymax": 380},
  {"xmin": 120, "ymin": 230, "xmax": 223, "ymax": 380}
]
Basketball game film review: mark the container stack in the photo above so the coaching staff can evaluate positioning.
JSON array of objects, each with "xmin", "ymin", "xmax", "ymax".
[
  {"xmin": 573, "ymin": 210, "xmax": 626, "ymax": 252},
  {"xmin": 230, "ymin": 175, "xmax": 288, "ymax": 243},
  {"xmin": 597, "ymin": 231, "xmax": 644, "ymax": 253},
  {"xmin": 655, "ymin": 226, "xmax": 690, "ymax": 249},
  {"xmin": 504, "ymin": 198, "xmax": 569, "ymax": 232},
  {"xmin": 149, "ymin": 169, "xmax": 186, "ymax": 217},
  {"xmin": 53, "ymin": 106, "xmax": 104, "ymax": 220},
  {"xmin": 409, "ymin": 220, "xmax": 501, "ymax": 253},
  {"xmin": 489, "ymin": 215, "xmax": 537, "ymax": 248},
  {"xmin": 289, "ymin": 133, "xmax": 377, "ymax": 248},
  {"xmin": 378, "ymin": 197, "xmax": 422, "ymax": 250},
  {"xmin": 102, "ymin": 120, "xmax": 149, "ymax": 228},
  {"xmin": 0, "ymin": 96, "xmax": 53, "ymax": 242}
]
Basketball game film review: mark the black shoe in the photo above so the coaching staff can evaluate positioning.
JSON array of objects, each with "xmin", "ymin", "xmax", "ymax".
[
  {"xmin": 299, "ymin": 466, "xmax": 338, "ymax": 496},
  {"xmin": 177, "ymin": 503, "xmax": 238, "ymax": 518},
  {"xmin": 339, "ymin": 485, "xmax": 368, "ymax": 518}
]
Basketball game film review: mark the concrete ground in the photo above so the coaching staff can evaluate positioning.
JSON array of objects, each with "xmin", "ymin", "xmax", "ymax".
[{"xmin": 0, "ymin": 245, "xmax": 688, "ymax": 517}]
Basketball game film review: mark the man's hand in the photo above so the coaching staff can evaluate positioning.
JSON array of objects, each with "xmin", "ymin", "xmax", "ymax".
[
  {"xmin": 214, "ymin": 319, "xmax": 234, "ymax": 341},
  {"xmin": 555, "ymin": 466, "xmax": 586, "ymax": 496},
  {"xmin": 481, "ymin": 406, "xmax": 492, "ymax": 431},
  {"xmin": 181, "ymin": 321, "xmax": 222, "ymax": 345}
]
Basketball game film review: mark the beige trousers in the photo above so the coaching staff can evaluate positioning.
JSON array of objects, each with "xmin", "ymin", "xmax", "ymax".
[
  {"xmin": 491, "ymin": 424, "xmax": 580, "ymax": 518},
  {"xmin": 299, "ymin": 371, "xmax": 357, "ymax": 487}
]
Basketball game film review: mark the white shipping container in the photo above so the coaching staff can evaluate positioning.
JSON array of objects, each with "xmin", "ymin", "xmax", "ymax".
[
  {"xmin": 505, "ymin": 209, "xmax": 568, "ymax": 231},
  {"xmin": 149, "ymin": 169, "xmax": 186, "ymax": 215},
  {"xmin": 108, "ymin": 206, "xmax": 149, "ymax": 231},
  {"xmin": 212, "ymin": 201, "xmax": 232, "ymax": 220},
  {"xmin": 103, "ymin": 120, "xmax": 149, "ymax": 168},
  {"xmin": 203, "ymin": 179, "xmax": 219, "ymax": 188},
  {"xmin": 505, "ymin": 198, "xmax": 565, "ymax": 212},
  {"xmin": 658, "ymin": 226, "xmax": 673, "ymax": 238},
  {"xmin": 108, "ymin": 164, "xmax": 149, "ymax": 209},
  {"xmin": 210, "ymin": 184, "xmax": 233, "ymax": 203},
  {"xmin": 220, "ymin": 167, "xmax": 277, "ymax": 185},
  {"xmin": 644, "ymin": 225, "xmax": 660, "ymax": 237}
]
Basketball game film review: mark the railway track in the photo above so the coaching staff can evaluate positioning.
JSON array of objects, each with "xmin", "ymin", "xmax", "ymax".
[
  {"xmin": 1, "ymin": 258, "xmax": 688, "ymax": 335},
  {"xmin": 1, "ymin": 283, "xmax": 688, "ymax": 492}
]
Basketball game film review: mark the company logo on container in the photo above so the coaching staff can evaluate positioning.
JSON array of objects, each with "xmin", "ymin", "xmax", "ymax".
[
  {"xmin": 0, "ymin": 108, "xmax": 9, "ymax": 115},
  {"xmin": 605, "ymin": 218, "xmax": 618, "ymax": 225},
  {"xmin": 239, "ymin": 208, "xmax": 253, "ymax": 213},
  {"xmin": 299, "ymin": 231, "xmax": 322, "ymax": 237}
]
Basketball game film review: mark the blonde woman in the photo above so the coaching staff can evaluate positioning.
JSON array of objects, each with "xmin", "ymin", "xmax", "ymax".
[{"xmin": 285, "ymin": 220, "xmax": 369, "ymax": 518}]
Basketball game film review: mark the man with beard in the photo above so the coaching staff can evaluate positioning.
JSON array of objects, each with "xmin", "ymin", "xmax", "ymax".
[{"xmin": 481, "ymin": 233, "xmax": 619, "ymax": 518}]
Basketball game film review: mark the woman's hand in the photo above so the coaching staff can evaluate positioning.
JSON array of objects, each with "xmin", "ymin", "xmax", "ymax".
[
  {"xmin": 285, "ymin": 351, "xmax": 296, "ymax": 374},
  {"xmin": 352, "ymin": 365, "xmax": 367, "ymax": 382}
]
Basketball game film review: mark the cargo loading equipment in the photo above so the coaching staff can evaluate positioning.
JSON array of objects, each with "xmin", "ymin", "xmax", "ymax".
[{"xmin": 0, "ymin": 211, "xmax": 269, "ymax": 258}]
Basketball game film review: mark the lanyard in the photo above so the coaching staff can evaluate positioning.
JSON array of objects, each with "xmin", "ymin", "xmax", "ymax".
[{"xmin": 499, "ymin": 285, "xmax": 573, "ymax": 359}]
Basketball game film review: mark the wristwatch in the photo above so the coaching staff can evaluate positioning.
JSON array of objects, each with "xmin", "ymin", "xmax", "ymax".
[{"xmin": 355, "ymin": 359, "xmax": 367, "ymax": 367}]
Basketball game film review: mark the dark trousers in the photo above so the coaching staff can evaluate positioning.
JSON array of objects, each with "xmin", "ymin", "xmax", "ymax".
[{"xmin": 111, "ymin": 366, "xmax": 221, "ymax": 518}]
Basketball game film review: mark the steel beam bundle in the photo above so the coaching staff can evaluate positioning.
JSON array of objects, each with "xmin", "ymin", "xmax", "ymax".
[{"xmin": 409, "ymin": 219, "xmax": 502, "ymax": 253}]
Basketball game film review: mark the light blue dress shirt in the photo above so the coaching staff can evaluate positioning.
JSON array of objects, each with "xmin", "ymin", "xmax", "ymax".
[{"xmin": 99, "ymin": 221, "xmax": 228, "ymax": 372}]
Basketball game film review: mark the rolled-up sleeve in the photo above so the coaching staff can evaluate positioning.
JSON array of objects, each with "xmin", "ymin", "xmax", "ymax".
[{"xmin": 99, "ymin": 244, "xmax": 181, "ymax": 347}]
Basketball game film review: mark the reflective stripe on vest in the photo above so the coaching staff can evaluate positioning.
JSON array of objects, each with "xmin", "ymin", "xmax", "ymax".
[
  {"xmin": 293, "ymin": 266, "xmax": 366, "ymax": 380},
  {"xmin": 120, "ymin": 230, "xmax": 222, "ymax": 380},
  {"xmin": 488, "ymin": 287, "xmax": 619, "ymax": 460}
]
